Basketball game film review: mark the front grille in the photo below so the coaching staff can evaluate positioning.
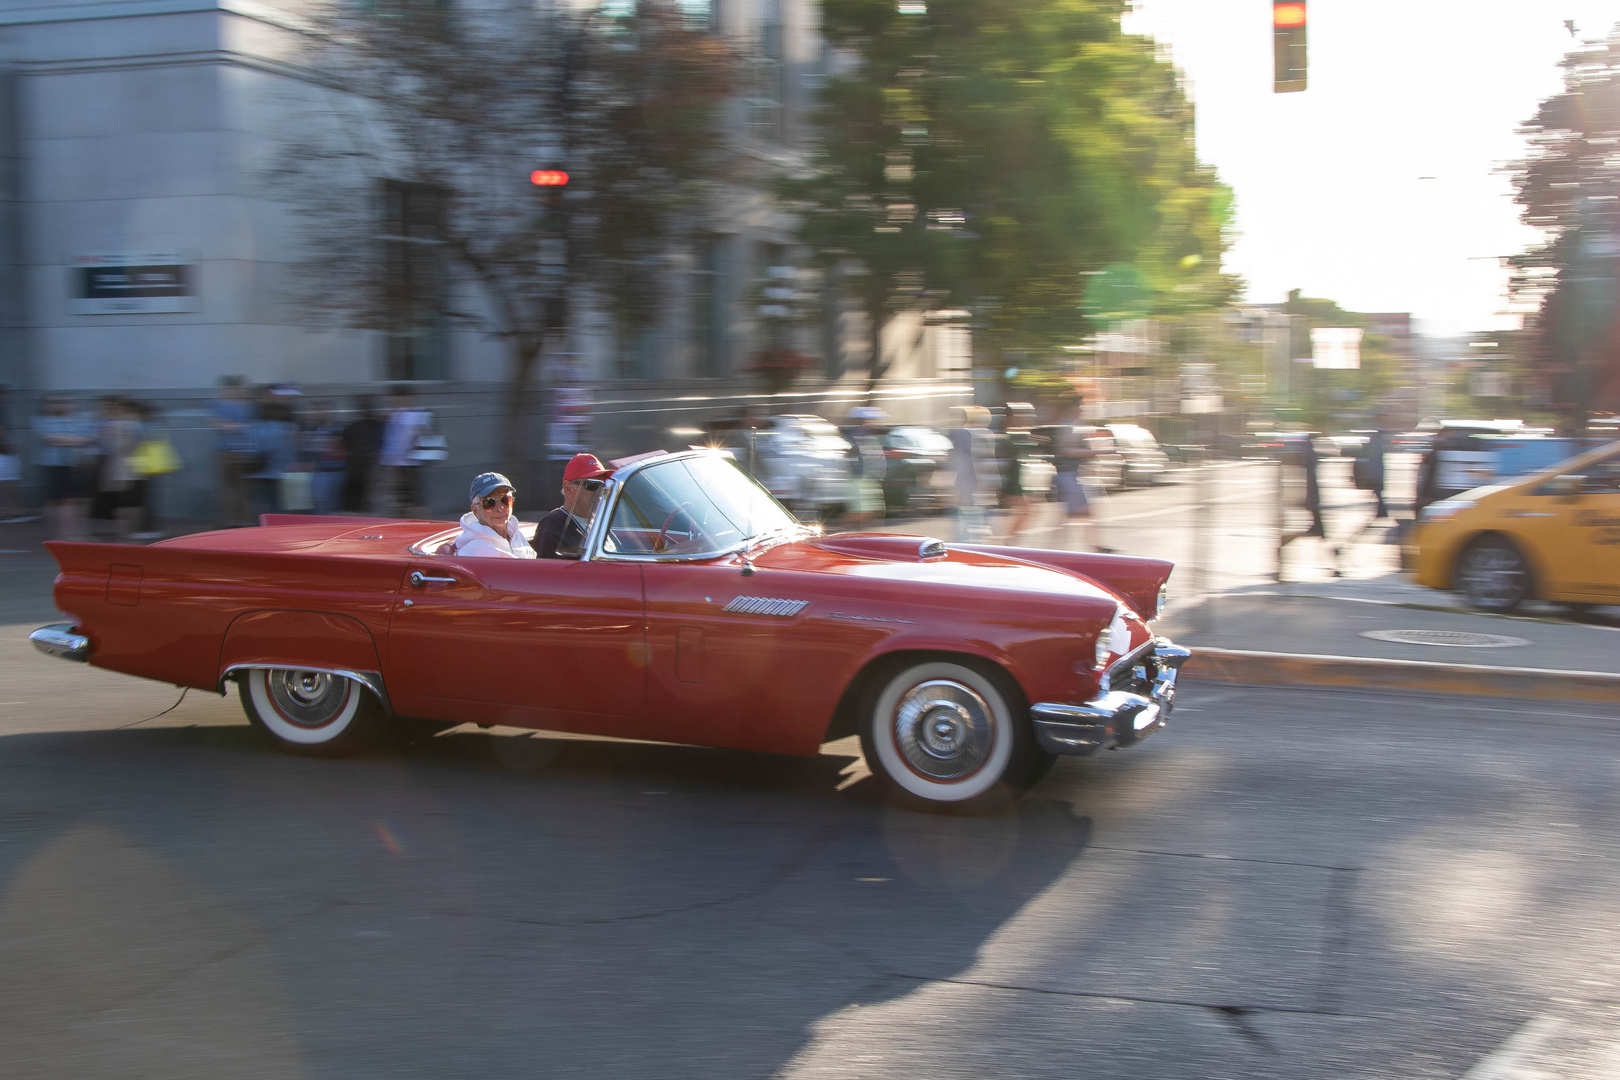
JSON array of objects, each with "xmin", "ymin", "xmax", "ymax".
[{"xmin": 1102, "ymin": 640, "xmax": 1157, "ymax": 695}]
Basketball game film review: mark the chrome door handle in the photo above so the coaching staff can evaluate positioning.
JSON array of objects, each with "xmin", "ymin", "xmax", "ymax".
[{"xmin": 409, "ymin": 571, "xmax": 458, "ymax": 588}]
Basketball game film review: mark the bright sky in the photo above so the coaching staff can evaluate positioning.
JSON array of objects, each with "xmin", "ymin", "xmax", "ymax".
[{"xmin": 1121, "ymin": 0, "xmax": 1620, "ymax": 338}]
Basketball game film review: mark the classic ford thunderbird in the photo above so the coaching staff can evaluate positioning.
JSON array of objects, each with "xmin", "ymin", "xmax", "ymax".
[{"xmin": 32, "ymin": 449, "xmax": 1187, "ymax": 810}]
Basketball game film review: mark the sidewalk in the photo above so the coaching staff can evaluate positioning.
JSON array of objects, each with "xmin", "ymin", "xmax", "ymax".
[{"xmin": 1161, "ymin": 575, "xmax": 1620, "ymax": 702}]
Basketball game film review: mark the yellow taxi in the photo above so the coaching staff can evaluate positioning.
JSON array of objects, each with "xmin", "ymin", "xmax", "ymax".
[{"xmin": 1415, "ymin": 440, "xmax": 1620, "ymax": 611}]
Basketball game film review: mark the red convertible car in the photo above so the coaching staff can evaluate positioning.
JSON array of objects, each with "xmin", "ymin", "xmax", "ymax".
[{"xmin": 31, "ymin": 449, "xmax": 1187, "ymax": 810}]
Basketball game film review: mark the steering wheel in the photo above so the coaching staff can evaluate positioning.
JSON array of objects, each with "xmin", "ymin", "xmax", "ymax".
[{"xmin": 654, "ymin": 502, "xmax": 699, "ymax": 554}]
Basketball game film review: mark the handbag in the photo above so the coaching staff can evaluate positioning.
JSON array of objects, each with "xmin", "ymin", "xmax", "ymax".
[
  {"xmin": 130, "ymin": 438, "xmax": 182, "ymax": 477},
  {"xmin": 280, "ymin": 470, "xmax": 315, "ymax": 512},
  {"xmin": 410, "ymin": 432, "xmax": 449, "ymax": 463}
]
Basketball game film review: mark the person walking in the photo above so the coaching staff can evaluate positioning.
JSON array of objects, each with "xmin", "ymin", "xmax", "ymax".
[
  {"xmin": 0, "ymin": 384, "xmax": 24, "ymax": 523},
  {"xmin": 95, "ymin": 397, "xmax": 142, "ymax": 539},
  {"xmin": 33, "ymin": 395, "xmax": 93, "ymax": 540},
  {"xmin": 210, "ymin": 376, "xmax": 258, "ymax": 527},
  {"xmin": 1053, "ymin": 405, "xmax": 1104, "ymax": 551},
  {"xmin": 1301, "ymin": 434, "xmax": 1325, "ymax": 539},
  {"xmin": 127, "ymin": 399, "xmax": 179, "ymax": 539},
  {"xmin": 378, "ymin": 386, "xmax": 434, "ymax": 517},
  {"xmin": 1355, "ymin": 427, "xmax": 1388, "ymax": 520},
  {"xmin": 247, "ymin": 388, "xmax": 298, "ymax": 519},
  {"xmin": 341, "ymin": 396, "xmax": 382, "ymax": 513},
  {"xmin": 949, "ymin": 406, "xmax": 996, "ymax": 542},
  {"xmin": 304, "ymin": 401, "xmax": 346, "ymax": 515}
]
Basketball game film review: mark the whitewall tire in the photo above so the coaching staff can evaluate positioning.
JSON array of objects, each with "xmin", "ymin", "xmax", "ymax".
[
  {"xmin": 860, "ymin": 660, "xmax": 1046, "ymax": 810},
  {"xmin": 240, "ymin": 668, "xmax": 379, "ymax": 756}
]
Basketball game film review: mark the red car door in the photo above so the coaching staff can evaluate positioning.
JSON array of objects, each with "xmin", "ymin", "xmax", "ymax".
[
  {"xmin": 640, "ymin": 562, "xmax": 848, "ymax": 755},
  {"xmin": 386, "ymin": 556, "xmax": 646, "ymax": 732}
]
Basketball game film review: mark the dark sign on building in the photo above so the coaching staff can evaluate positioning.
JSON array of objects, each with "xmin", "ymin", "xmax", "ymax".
[{"xmin": 69, "ymin": 254, "xmax": 199, "ymax": 314}]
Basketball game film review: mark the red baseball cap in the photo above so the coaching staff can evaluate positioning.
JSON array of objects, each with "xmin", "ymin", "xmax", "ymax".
[{"xmin": 563, "ymin": 453, "xmax": 613, "ymax": 484}]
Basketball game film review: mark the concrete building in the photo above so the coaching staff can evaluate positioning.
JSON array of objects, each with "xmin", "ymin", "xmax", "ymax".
[{"xmin": 0, "ymin": 0, "xmax": 968, "ymax": 519}]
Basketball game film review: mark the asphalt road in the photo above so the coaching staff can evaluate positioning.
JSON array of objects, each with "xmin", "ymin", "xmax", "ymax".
[{"xmin": 3, "ymin": 611, "xmax": 1618, "ymax": 1078}]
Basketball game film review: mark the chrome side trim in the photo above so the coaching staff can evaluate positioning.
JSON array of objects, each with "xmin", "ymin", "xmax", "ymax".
[
  {"xmin": 722, "ymin": 595, "xmax": 809, "ymax": 617},
  {"xmin": 30, "ymin": 623, "xmax": 89, "ymax": 662},
  {"xmin": 220, "ymin": 664, "xmax": 392, "ymax": 715}
]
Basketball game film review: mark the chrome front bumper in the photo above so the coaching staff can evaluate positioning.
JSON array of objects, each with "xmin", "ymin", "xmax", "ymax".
[
  {"xmin": 30, "ymin": 623, "xmax": 90, "ymax": 662},
  {"xmin": 1030, "ymin": 638, "xmax": 1190, "ymax": 756}
]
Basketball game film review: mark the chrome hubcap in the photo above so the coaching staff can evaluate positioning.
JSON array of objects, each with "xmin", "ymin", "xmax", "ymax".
[
  {"xmin": 267, "ymin": 670, "xmax": 348, "ymax": 728},
  {"xmin": 893, "ymin": 679, "xmax": 993, "ymax": 781}
]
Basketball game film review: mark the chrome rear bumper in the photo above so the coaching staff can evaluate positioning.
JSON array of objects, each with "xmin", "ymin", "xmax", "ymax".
[
  {"xmin": 1030, "ymin": 638, "xmax": 1190, "ymax": 755},
  {"xmin": 30, "ymin": 623, "xmax": 90, "ymax": 662}
]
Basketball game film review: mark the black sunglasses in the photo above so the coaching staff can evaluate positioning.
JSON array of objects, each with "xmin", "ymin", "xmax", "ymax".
[
  {"xmin": 480, "ymin": 493, "xmax": 514, "ymax": 509},
  {"xmin": 568, "ymin": 478, "xmax": 606, "ymax": 492}
]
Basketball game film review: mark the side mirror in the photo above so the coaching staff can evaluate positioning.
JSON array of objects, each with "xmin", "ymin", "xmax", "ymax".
[{"xmin": 1543, "ymin": 474, "xmax": 1583, "ymax": 498}]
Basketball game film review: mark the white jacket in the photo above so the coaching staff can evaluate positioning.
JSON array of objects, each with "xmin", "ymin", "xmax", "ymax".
[{"xmin": 453, "ymin": 512, "xmax": 536, "ymax": 559}]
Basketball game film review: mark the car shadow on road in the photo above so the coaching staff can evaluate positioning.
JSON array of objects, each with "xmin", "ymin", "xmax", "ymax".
[{"xmin": 0, "ymin": 722, "xmax": 1097, "ymax": 1079}]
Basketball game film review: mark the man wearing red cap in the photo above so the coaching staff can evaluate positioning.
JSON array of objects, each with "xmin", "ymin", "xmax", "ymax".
[{"xmin": 536, "ymin": 452, "xmax": 613, "ymax": 558}]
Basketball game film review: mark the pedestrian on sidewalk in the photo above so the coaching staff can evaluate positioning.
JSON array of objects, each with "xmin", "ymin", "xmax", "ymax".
[
  {"xmin": 1354, "ymin": 427, "xmax": 1388, "ymax": 519},
  {"xmin": 247, "ymin": 387, "xmax": 298, "ymax": 519},
  {"xmin": 341, "ymin": 396, "xmax": 382, "ymax": 513},
  {"xmin": 1053, "ymin": 405, "xmax": 1104, "ymax": 551},
  {"xmin": 990, "ymin": 410, "xmax": 1032, "ymax": 542},
  {"xmin": 33, "ymin": 395, "xmax": 93, "ymax": 540},
  {"xmin": 379, "ymin": 386, "xmax": 435, "ymax": 517},
  {"xmin": 949, "ymin": 406, "xmax": 995, "ymax": 542},
  {"xmin": 92, "ymin": 396, "xmax": 142, "ymax": 540},
  {"xmin": 0, "ymin": 384, "xmax": 22, "ymax": 523},
  {"xmin": 210, "ymin": 375, "xmax": 259, "ymax": 528},
  {"xmin": 1301, "ymin": 434, "xmax": 1325, "ymax": 539}
]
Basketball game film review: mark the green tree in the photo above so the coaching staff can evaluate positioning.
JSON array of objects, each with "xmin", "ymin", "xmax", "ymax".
[
  {"xmin": 273, "ymin": 1, "xmax": 735, "ymax": 482},
  {"xmin": 1510, "ymin": 27, "xmax": 1620, "ymax": 428},
  {"xmin": 787, "ymin": 0, "xmax": 1236, "ymax": 387}
]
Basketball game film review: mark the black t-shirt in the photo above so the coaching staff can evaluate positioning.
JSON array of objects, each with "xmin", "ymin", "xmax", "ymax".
[{"xmin": 536, "ymin": 507, "xmax": 587, "ymax": 559}]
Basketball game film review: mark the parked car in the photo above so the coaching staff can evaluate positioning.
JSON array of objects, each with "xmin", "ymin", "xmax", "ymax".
[
  {"xmin": 1413, "ymin": 439, "xmax": 1620, "ymax": 612},
  {"xmin": 1106, "ymin": 424, "xmax": 1170, "ymax": 487},
  {"xmin": 32, "ymin": 449, "xmax": 1189, "ymax": 811},
  {"xmin": 875, "ymin": 425, "xmax": 953, "ymax": 511},
  {"xmin": 720, "ymin": 414, "xmax": 853, "ymax": 520}
]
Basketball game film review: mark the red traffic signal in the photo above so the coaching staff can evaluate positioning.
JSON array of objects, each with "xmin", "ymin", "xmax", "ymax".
[
  {"xmin": 1273, "ymin": 1, "xmax": 1306, "ymax": 93},
  {"xmin": 530, "ymin": 170, "xmax": 569, "ymax": 186}
]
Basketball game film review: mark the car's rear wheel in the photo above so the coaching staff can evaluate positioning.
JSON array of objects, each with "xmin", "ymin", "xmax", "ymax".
[
  {"xmin": 240, "ymin": 668, "xmax": 381, "ymax": 756},
  {"xmin": 1455, "ymin": 534, "xmax": 1533, "ymax": 613},
  {"xmin": 859, "ymin": 659, "xmax": 1052, "ymax": 812}
]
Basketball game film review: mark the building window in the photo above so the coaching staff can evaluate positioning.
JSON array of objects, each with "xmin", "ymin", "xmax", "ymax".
[
  {"xmin": 675, "ymin": 0, "xmax": 718, "ymax": 32},
  {"xmin": 379, "ymin": 179, "xmax": 450, "ymax": 381},
  {"xmin": 747, "ymin": 0, "xmax": 784, "ymax": 141},
  {"xmin": 691, "ymin": 237, "xmax": 727, "ymax": 377}
]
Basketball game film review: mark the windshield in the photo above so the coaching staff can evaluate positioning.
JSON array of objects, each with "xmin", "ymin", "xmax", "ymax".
[{"xmin": 602, "ymin": 454, "xmax": 799, "ymax": 558}]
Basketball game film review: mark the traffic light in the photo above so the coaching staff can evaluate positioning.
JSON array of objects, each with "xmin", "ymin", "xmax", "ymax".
[
  {"xmin": 1273, "ymin": 1, "xmax": 1306, "ymax": 93},
  {"xmin": 529, "ymin": 170, "xmax": 569, "ymax": 186}
]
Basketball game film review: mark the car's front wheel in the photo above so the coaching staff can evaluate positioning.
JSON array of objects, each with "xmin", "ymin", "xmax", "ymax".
[
  {"xmin": 1455, "ymin": 534, "xmax": 1533, "ymax": 613},
  {"xmin": 240, "ymin": 668, "xmax": 382, "ymax": 756},
  {"xmin": 859, "ymin": 659, "xmax": 1052, "ymax": 811}
]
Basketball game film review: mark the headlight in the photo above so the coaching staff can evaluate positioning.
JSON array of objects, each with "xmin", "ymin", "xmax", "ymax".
[{"xmin": 1421, "ymin": 499, "xmax": 1474, "ymax": 523}]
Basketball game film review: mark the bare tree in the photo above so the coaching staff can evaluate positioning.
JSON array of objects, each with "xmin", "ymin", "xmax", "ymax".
[{"xmin": 272, "ymin": 0, "xmax": 735, "ymax": 483}]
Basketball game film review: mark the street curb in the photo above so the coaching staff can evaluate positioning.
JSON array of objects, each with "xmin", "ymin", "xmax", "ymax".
[{"xmin": 1183, "ymin": 647, "xmax": 1620, "ymax": 703}]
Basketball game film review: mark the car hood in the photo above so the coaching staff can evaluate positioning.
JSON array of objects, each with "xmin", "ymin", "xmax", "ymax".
[{"xmin": 756, "ymin": 533, "xmax": 1127, "ymax": 606}]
